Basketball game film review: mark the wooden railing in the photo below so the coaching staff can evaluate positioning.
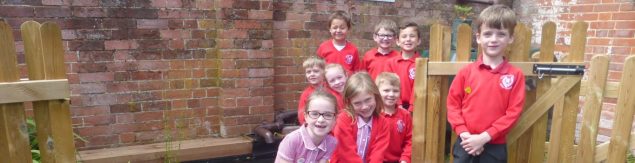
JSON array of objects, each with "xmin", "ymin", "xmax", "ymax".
[
  {"xmin": 412, "ymin": 21, "xmax": 635, "ymax": 163},
  {"xmin": 0, "ymin": 21, "xmax": 76, "ymax": 163}
]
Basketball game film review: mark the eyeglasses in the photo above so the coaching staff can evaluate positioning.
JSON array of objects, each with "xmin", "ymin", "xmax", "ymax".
[
  {"xmin": 306, "ymin": 111, "xmax": 336, "ymax": 120},
  {"xmin": 375, "ymin": 33, "xmax": 394, "ymax": 39}
]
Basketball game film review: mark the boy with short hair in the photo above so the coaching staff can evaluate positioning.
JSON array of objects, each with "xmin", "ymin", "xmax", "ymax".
[
  {"xmin": 446, "ymin": 5, "xmax": 525, "ymax": 162},
  {"xmin": 384, "ymin": 22, "xmax": 422, "ymax": 111},
  {"xmin": 297, "ymin": 57, "xmax": 326, "ymax": 125},
  {"xmin": 362, "ymin": 19, "xmax": 400, "ymax": 80},
  {"xmin": 317, "ymin": 10, "xmax": 360, "ymax": 74},
  {"xmin": 376, "ymin": 72, "xmax": 412, "ymax": 163}
]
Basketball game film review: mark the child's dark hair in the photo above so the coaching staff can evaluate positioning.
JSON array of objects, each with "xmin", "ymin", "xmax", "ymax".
[
  {"xmin": 475, "ymin": 4, "xmax": 517, "ymax": 36},
  {"xmin": 328, "ymin": 10, "xmax": 352, "ymax": 29},
  {"xmin": 398, "ymin": 21, "xmax": 421, "ymax": 39},
  {"xmin": 305, "ymin": 89, "xmax": 339, "ymax": 114}
]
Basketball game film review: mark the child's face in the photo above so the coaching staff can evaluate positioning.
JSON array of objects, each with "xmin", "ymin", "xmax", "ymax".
[
  {"xmin": 351, "ymin": 91, "xmax": 376, "ymax": 121},
  {"xmin": 325, "ymin": 68, "xmax": 347, "ymax": 93},
  {"xmin": 305, "ymin": 66, "xmax": 324, "ymax": 85},
  {"xmin": 378, "ymin": 83, "xmax": 400, "ymax": 108},
  {"xmin": 329, "ymin": 19, "xmax": 349, "ymax": 42},
  {"xmin": 476, "ymin": 24, "xmax": 514, "ymax": 58},
  {"xmin": 397, "ymin": 26, "xmax": 421, "ymax": 52},
  {"xmin": 373, "ymin": 28, "xmax": 395, "ymax": 50},
  {"xmin": 305, "ymin": 98, "xmax": 337, "ymax": 138}
]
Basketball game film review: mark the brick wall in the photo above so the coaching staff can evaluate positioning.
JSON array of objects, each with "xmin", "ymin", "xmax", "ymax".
[{"xmin": 514, "ymin": 0, "xmax": 635, "ymax": 142}]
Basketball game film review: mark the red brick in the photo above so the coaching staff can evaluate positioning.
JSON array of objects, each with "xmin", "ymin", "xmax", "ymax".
[
  {"xmin": 613, "ymin": 30, "xmax": 634, "ymax": 38},
  {"xmin": 137, "ymin": 19, "xmax": 169, "ymax": 29},
  {"xmin": 570, "ymin": 4, "xmax": 594, "ymax": 13},
  {"xmin": 590, "ymin": 22, "xmax": 615, "ymax": 29},
  {"xmin": 614, "ymin": 12, "xmax": 635, "ymax": 20},
  {"xmin": 588, "ymin": 38, "xmax": 611, "ymax": 45},
  {"xmin": 248, "ymin": 10, "xmax": 273, "ymax": 20},
  {"xmin": 131, "ymin": 71, "xmax": 163, "ymax": 80},
  {"xmin": 166, "ymin": 0, "xmax": 182, "ymax": 8},
  {"xmin": 71, "ymin": 106, "xmax": 109, "ymax": 116},
  {"xmin": 139, "ymin": 80, "xmax": 168, "ymax": 91},
  {"xmin": 79, "ymin": 72, "xmax": 114, "ymax": 82},
  {"xmin": 84, "ymin": 115, "xmax": 114, "ymax": 126},
  {"xmin": 72, "ymin": 83, "xmax": 106, "ymax": 94},
  {"xmin": 196, "ymin": 0, "xmax": 214, "ymax": 9},
  {"xmin": 71, "ymin": 7, "xmax": 105, "ymax": 17},
  {"xmin": 166, "ymin": 90, "xmax": 192, "ymax": 99},
  {"xmin": 77, "ymin": 125, "xmax": 111, "ymax": 136},
  {"xmin": 71, "ymin": 0, "xmax": 98, "ymax": 6},
  {"xmin": 150, "ymin": 0, "xmax": 167, "ymax": 8},
  {"xmin": 142, "ymin": 101, "xmax": 170, "ymax": 111},
  {"xmin": 615, "ymin": 21, "xmax": 635, "ymax": 29},
  {"xmin": 42, "ymin": 0, "xmax": 69, "ymax": 5},
  {"xmin": 594, "ymin": 4, "xmax": 621, "ymax": 12},
  {"xmin": 119, "ymin": 132, "xmax": 136, "ymax": 143},
  {"xmin": 219, "ymin": 29, "xmax": 248, "ymax": 39},
  {"xmin": 135, "ymin": 131, "xmax": 161, "ymax": 141},
  {"xmin": 0, "ymin": 6, "xmax": 35, "ymax": 17},
  {"xmin": 621, "ymin": 3, "xmax": 634, "ymax": 11},
  {"xmin": 613, "ymin": 38, "xmax": 635, "ymax": 46},
  {"xmin": 235, "ymin": 78, "xmax": 263, "ymax": 88},
  {"xmin": 134, "ymin": 111, "xmax": 164, "ymax": 122},
  {"xmin": 85, "ymin": 135, "xmax": 118, "ymax": 147}
]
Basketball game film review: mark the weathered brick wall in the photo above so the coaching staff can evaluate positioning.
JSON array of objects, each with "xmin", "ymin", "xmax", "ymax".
[{"xmin": 515, "ymin": 0, "xmax": 635, "ymax": 142}]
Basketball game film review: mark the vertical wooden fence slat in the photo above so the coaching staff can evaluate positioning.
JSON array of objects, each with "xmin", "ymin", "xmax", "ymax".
[
  {"xmin": 437, "ymin": 26, "xmax": 451, "ymax": 161},
  {"xmin": 456, "ymin": 24, "xmax": 472, "ymax": 61},
  {"xmin": 412, "ymin": 58, "xmax": 429, "ymax": 163},
  {"xmin": 423, "ymin": 23, "xmax": 445, "ymax": 163},
  {"xmin": 23, "ymin": 21, "xmax": 76, "ymax": 163},
  {"xmin": 527, "ymin": 21, "xmax": 556, "ymax": 163},
  {"xmin": 550, "ymin": 21, "xmax": 587, "ymax": 163},
  {"xmin": 606, "ymin": 56, "xmax": 635, "ymax": 163},
  {"xmin": 507, "ymin": 23, "xmax": 533, "ymax": 163},
  {"xmin": 0, "ymin": 21, "xmax": 33, "ymax": 163},
  {"xmin": 576, "ymin": 55, "xmax": 609, "ymax": 163}
]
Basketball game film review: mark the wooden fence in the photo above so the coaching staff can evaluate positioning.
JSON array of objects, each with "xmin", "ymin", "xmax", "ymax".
[
  {"xmin": 0, "ymin": 21, "xmax": 76, "ymax": 162},
  {"xmin": 412, "ymin": 21, "xmax": 635, "ymax": 163}
]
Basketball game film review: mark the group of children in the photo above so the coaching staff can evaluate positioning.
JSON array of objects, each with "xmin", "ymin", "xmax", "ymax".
[{"xmin": 276, "ymin": 4, "xmax": 525, "ymax": 163}]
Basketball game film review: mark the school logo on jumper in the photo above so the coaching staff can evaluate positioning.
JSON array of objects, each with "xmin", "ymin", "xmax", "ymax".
[
  {"xmin": 500, "ymin": 75, "xmax": 515, "ymax": 90},
  {"xmin": 409, "ymin": 68, "xmax": 416, "ymax": 79},
  {"xmin": 345, "ymin": 54, "xmax": 353, "ymax": 64},
  {"xmin": 464, "ymin": 86, "xmax": 472, "ymax": 94},
  {"xmin": 397, "ymin": 120, "xmax": 404, "ymax": 133}
]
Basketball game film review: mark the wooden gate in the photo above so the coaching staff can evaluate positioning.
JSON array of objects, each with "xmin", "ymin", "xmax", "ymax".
[
  {"xmin": 412, "ymin": 21, "xmax": 635, "ymax": 163},
  {"xmin": 0, "ymin": 21, "xmax": 76, "ymax": 162}
]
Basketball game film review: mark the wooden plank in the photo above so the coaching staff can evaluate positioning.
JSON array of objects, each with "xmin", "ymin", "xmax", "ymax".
[
  {"xmin": 527, "ymin": 21, "xmax": 556, "ymax": 163},
  {"xmin": 438, "ymin": 25, "xmax": 450, "ymax": 161},
  {"xmin": 456, "ymin": 24, "xmax": 472, "ymax": 61},
  {"xmin": 507, "ymin": 76, "xmax": 582, "ymax": 143},
  {"xmin": 550, "ymin": 21, "xmax": 586, "ymax": 163},
  {"xmin": 546, "ymin": 96, "xmax": 565, "ymax": 162},
  {"xmin": 606, "ymin": 56, "xmax": 635, "ymax": 163},
  {"xmin": 427, "ymin": 62, "xmax": 585, "ymax": 76},
  {"xmin": 24, "ymin": 21, "xmax": 77, "ymax": 163},
  {"xmin": 443, "ymin": 26, "xmax": 452, "ymax": 61},
  {"xmin": 576, "ymin": 55, "xmax": 609, "ymax": 163},
  {"xmin": 424, "ymin": 23, "xmax": 444, "ymax": 163},
  {"xmin": 565, "ymin": 21, "xmax": 588, "ymax": 62},
  {"xmin": 412, "ymin": 58, "xmax": 429, "ymax": 163},
  {"xmin": 580, "ymin": 81, "xmax": 619, "ymax": 98},
  {"xmin": 0, "ymin": 79, "xmax": 70, "ymax": 104},
  {"xmin": 79, "ymin": 137, "xmax": 252, "ymax": 163},
  {"xmin": 0, "ymin": 21, "xmax": 32, "ymax": 163},
  {"xmin": 508, "ymin": 23, "xmax": 532, "ymax": 163}
]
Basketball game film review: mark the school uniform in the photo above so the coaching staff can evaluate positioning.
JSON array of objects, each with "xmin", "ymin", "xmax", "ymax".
[
  {"xmin": 381, "ymin": 106, "xmax": 413, "ymax": 163},
  {"xmin": 277, "ymin": 125, "xmax": 338, "ymax": 163},
  {"xmin": 297, "ymin": 85, "xmax": 318, "ymax": 125},
  {"xmin": 446, "ymin": 58, "xmax": 525, "ymax": 162},
  {"xmin": 331, "ymin": 113, "xmax": 390, "ymax": 163},
  {"xmin": 384, "ymin": 52, "xmax": 420, "ymax": 111},
  {"xmin": 316, "ymin": 39, "xmax": 360, "ymax": 74},
  {"xmin": 325, "ymin": 86, "xmax": 345, "ymax": 113},
  {"xmin": 361, "ymin": 48, "xmax": 399, "ymax": 80}
]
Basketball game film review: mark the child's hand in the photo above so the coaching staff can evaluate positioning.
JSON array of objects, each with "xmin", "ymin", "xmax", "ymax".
[
  {"xmin": 459, "ymin": 132, "xmax": 471, "ymax": 141},
  {"xmin": 460, "ymin": 132, "xmax": 491, "ymax": 155}
]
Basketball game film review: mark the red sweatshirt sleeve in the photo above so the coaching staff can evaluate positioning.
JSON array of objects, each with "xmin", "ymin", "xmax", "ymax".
[
  {"xmin": 297, "ymin": 88, "xmax": 310, "ymax": 125},
  {"xmin": 401, "ymin": 111, "xmax": 413, "ymax": 163},
  {"xmin": 447, "ymin": 67, "xmax": 469, "ymax": 135},
  {"xmin": 484, "ymin": 71, "xmax": 525, "ymax": 140},
  {"xmin": 368, "ymin": 116, "xmax": 390, "ymax": 163},
  {"xmin": 332, "ymin": 113, "xmax": 363, "ymax": 163}
]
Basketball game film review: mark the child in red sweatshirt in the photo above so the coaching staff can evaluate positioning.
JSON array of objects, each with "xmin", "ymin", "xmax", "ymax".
[
  {"xmin": 447, "ymin": 5, "xmax": 525, "ymax": 163},
  {"xmin": 297, "ymin": 57, "xmax": 326, "ymax": 125},
  {"xmin": 362, "ymin": 19, "xmax": 399, "ymax": 80},
  {"xmin": 384, "ymin": 22, "xmax": 422, "ymax": 111},
  {"xmin": 331, "ymin": 72, "xmax": 389, "ymax": 163},
  {"xmin": 316, "ymin": 10, "xmax": 360, "ymax": 74},
  {"xmin": 376, "ymin": 72, "xmax": 412, "ymax": 163}
]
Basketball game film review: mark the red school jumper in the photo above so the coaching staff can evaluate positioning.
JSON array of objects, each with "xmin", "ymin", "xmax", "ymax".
[
  {"xmin": 446, "ymin": 58, "xmax": 525, "ymax": 144},
  {"xmin": 384, "ymin": 52, "xmax": 420, "ymax": 111},
  {"xmin": 316, "ymin": 39, "xmax": 360, "ymax": 74},
  {"xmin": 325, "ymin": 87, "xmax": 345, "ymax": 113},
  {"xmin": 361, "ymin": 48, "xmax": 399, "ymax": 80},
  {"xmin": 331, "ymin": 113, "xmax": 390, "ymax": 163},
  {"xmin": 381, "ymin": 106, "xmax": 413, "ymax": 163},
  {"xmin": 297, "ymin": 85, "xmax": 318, "ymax": 125}
]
